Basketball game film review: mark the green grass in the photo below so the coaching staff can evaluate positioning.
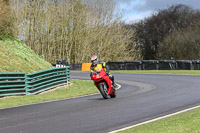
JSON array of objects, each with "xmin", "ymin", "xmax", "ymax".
[
  {"xmin": 110, "ymin": 70, "xmax": 200, "ymax": 75},
  {"xmin": 0, "ymin": 35, "xmax": 52, "ymax": 73},
  {"xmin": 118, "ymin": 108, "xmax": 200, "ymax": 133},
  {"xmin": 0, "ymin": 79, "xmax": 98, "ymax": 109},
  {"xmin": 73, "ymin": 70, "xmax": 200, "ymax": 75}
]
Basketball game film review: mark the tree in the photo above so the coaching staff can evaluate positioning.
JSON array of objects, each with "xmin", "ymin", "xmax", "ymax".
[
  {"xmin": 12, "ymin": 0, "xmax": 141, "ymax": 63},
  {"xmin": 130, "ymin": 4, "xmax": 200, "ymax": 60},
  {"xmin": 158, "ymin": 20, "xmax": 200, "ymax": 60},
  {"xmin": 0, "ymin": 0, "xmax": 12, "ymax": 35}
]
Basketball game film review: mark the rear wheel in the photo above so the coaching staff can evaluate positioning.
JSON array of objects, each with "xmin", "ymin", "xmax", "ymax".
[{"xmin": 99, "ymin": 83, "xmax": 108, "ymax": 99}]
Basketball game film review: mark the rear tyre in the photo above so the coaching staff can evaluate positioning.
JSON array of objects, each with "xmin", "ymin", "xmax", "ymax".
[{"xmin": 99, "ymin": 83, "xmax": 108, "ymax": 99}]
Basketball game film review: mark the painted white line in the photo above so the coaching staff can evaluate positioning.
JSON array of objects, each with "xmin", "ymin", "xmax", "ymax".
[{"xmin": 109, "ymin": 105, "xmax": 200, "ymax": 133}]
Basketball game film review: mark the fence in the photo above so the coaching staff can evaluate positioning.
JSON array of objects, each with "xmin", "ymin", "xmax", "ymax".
[
  {"xmin": 0, "ymin": 73, "xmax": 26, "ymax": 96},
  {"xmin": 107, "ymin": 60, "xmax": 200, "ymax": 70},
  {"xmin": 69, "ymin": 64, "xmax": 82, "ymax": 70},
  {"xmin": 0, "ymin": 67, "xmax": 70, "ymax": 97}
]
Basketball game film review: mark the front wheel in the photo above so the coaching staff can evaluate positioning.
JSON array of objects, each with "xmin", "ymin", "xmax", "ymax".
[
  {"xmin": 99, "ymin": 83, "xmax": 109, "ymax": 99},
  {"xmin": 110, "ymin": 88, "xmax": 116, "ymax": 98}
]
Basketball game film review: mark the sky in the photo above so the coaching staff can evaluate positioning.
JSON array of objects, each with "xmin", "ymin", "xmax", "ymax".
[{"xmin": 114, "ymin": 0, "xmax": 200, "ymax": 23}]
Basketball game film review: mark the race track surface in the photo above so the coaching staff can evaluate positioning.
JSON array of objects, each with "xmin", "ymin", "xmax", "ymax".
[{"xmin": 1, "ymin": 72, "xmax": 200, "ymax": 133}]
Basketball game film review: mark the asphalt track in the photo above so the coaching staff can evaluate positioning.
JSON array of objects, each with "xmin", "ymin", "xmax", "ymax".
[{"xmin": 1, "ymin": 72, "xmax": 200, "ymax": 133}]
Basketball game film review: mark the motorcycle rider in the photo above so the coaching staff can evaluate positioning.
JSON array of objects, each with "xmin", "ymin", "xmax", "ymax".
[{"xmin": 90, "ymin": 55, "xmax": 116, "ymax": 88}]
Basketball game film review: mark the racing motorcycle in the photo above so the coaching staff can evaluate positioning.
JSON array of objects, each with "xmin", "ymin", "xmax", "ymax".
[{"xmin": 91, "ymin": 68, "xmax": 116, "ymax": 99}]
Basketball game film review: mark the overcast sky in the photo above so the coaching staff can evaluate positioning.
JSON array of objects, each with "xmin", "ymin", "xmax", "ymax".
[{"xmin": 114, "ymin": 0, "xmax": 200, "ymax": 23}]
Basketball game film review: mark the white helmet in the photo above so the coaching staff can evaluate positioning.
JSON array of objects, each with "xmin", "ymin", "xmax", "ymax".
[{"xmin": 91, "ymin": 55, "xmax": 98, "ymax": 66}]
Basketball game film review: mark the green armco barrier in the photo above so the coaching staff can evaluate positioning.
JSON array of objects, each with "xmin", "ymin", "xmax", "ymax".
[
  {"xmin": 0, "ymin": 73, "xmax": 26, "ymax": 96},
  {"xmin": 0, "ymin": 67, "xmax": 70, "ymax": 97},
  {"xmin": 25, "ymin": 67, "xmax": 70, "ymax": 95}
]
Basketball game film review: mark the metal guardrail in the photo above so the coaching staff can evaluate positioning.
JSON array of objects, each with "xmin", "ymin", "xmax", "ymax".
[
  {"xmin": 0, "ymin": 67, "xmax": 70, "ymax": 97},
  {"xmin": 0, "ymin": 73, "xmax": 26, "ymax": 96}
]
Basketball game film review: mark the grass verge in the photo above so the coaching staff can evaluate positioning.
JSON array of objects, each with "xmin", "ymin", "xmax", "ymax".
[
  {"xmin": 118, "ymin": 107, "xmax": 200, "ymax": 133},
  {"xmin": 110, "ymin": 70, "xmax": 200, "ymax": 75},
  {"xmin": 0, "ymin": 79, "xmax": 98, "ymax": 109},
  {"xmin": 73, "ymin": 70, "xmax": 200, "ymax": 75}
]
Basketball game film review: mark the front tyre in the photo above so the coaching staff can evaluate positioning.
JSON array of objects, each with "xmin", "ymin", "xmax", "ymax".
[
  {"xmin": 99, "ymin": 83, "xmax": 109, "ymax": 99},
  {"xmin": 110, "ymin": 88, "xmax": 116, "ymax": 98}
]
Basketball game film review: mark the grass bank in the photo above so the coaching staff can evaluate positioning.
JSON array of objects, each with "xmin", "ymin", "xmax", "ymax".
[{"xmin": 0, "ymin": 35, "xmax": 52, "ymax": 72}]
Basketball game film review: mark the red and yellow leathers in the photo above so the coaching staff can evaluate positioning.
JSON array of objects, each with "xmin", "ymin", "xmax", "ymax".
[{"xmin": 90, "ymin": 61, "xmax": 114, "ymax": 86}]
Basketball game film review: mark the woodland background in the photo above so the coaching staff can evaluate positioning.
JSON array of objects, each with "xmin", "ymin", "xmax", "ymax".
[{"xmin": 1, "ymin": 0, "xmax": 200, "ymax": 64}]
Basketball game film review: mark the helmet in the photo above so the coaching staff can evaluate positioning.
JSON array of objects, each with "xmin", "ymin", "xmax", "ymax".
[{"xmin": 91, "ymin": 55, "xmax": 98, "ymax": 66}]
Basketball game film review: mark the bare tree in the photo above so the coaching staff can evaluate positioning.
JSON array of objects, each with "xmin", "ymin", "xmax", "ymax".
[
  {"xmin": 0, "ymin": 0, "xmax": 12, "ymax": 35},
  {"xmin": 11, "ymin": 0, "xmax": 140, "ymax": 63}
]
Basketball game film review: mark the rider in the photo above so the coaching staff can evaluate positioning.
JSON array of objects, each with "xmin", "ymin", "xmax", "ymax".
[{"xmin": 90, "ymin": 55, "xmax": 116, "ymax": 88}]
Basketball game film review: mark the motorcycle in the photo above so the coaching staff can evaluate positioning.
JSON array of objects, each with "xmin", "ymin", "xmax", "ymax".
[{"xmin": 91, "ymin": 68, "xmax": 116, "ymax": 99}]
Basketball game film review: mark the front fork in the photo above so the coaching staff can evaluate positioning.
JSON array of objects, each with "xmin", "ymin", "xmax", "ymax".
[{"xmin": 95, "ymin": 81, "xmax": 113, "ymax": 95}]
